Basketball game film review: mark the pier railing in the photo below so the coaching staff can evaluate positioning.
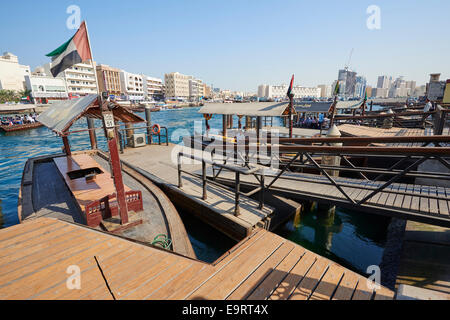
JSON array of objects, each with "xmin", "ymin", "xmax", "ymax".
[
  {"xmin": 177, "ymin": 151, "xmax": 264, "ymax": 215},
  {"xmin": 187, "ymin": 135, "xmax": 450, "ymax": 225}
]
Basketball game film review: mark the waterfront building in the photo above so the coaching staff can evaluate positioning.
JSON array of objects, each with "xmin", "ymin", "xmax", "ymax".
[
  {"xmin": 142, "ymin": 75, "xmax": 164, "ymax": 101},
  {"xmin": 204, "ymin": 84, "xmax": 212, "ymax": 98},
  {"xmin": 372, "ymin": 87, "xmax": 389, "ymax": 98},
  {"xmin": 0, "ymin": 52, "xmax": 30, "ymax": 91},
  {"xmin": 164, "ymin": 72, "xmax": 190, "ymax": 99},
  {"xmin": 377, "ymin": 75, "xmax": 392, "ymax": 90},
  {"xmin": 354, "ymin": 76, "xmax": 367, "ymax": 99},
  {"xmin": 24, "ymin": 68, "xmax": 68, "ymax": 103},
  {"xmin": 96, "ymin": 64, "xmax": 123, "ymax": 96},
  {"xmin": 317, "ymin": 84, "xmax": 332, "ymax": 98},
  {"xmin": 189, "ymin": 77, "xmax": 204, "ymax": 100},
  {"xmin": 119, "ymin": 70, "xmax": 145, "ymax": 101},
  {"xmin": 257, "ymin": 84, "xmax": 321, "ymax": 99},
  {"xmin": 338, "ymin": 69, "xmax": 357, "ymax": 97},
  {"xmin": 43, "ymin": 61, "xmax": 99, "ymax": 97}
]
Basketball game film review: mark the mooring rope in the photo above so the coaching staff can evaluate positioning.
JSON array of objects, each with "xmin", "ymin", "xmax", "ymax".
[{"xmin": 151, "ymin": 234, "xmax": 172, "ymax": 249}]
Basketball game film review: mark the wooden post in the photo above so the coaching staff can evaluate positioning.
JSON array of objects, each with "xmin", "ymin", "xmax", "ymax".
[
  {"xmin": 124, "ymin": 122, "xmax": 134, "ymax": 147},
  {"xmin": 87, "ymin": 117, "xmax": 97, "ymax": 149},
  {"xmin": 222, "ymin": 114, "xmax": 227, "ymax": 137},
  {"xmin": 100, "ymin": 96, "xmax": 128, "ymax": 225},
  {"xmin": 145, "ymin": 107, "xmax": 152, "ymax": 144},
  {"xmin": 289, "ymin": 93, "xmax": 294, "ymax": 138},
  {"xmin": 62, "ymin": 135, "xmax": 71, "ymax": 155}
]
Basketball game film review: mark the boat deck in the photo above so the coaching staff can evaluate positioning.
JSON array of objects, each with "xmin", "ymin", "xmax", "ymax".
[
  {"xmin": 19, "ymin": 151, "xmax": 196, "ymax": 258},
  {"xmin": 0, "ymin": 217, "xmax": 394, "ymax": 300}
]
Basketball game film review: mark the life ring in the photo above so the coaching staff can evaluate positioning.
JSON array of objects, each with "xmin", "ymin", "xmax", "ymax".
[
  {"xmin": 152, "ymin": 124, "xmax": 161, "ymax": 135},
  {"xmin": 203, "ymin": 114, "xmax": 213, "ymax": 121}
]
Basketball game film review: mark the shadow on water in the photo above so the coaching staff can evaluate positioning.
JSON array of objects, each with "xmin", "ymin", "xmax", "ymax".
[
  {"xmin": 274, "ymin": 202, "xmax": 391, "ymax": 274},
  {"xmin": 176, "ymin": 207, "xmax": 236, "ymax": 263}
]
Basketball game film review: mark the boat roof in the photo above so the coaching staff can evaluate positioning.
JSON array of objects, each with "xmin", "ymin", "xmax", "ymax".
[
  {"xmin": 198, "ymin": 102, "xmax": 292, "ymax": 117},
  {"xmin": 37, "ymin": 94, "xmax": 145, "ymax": 135},
  {"xmin": 295, "ymin": 100, "xmax": 363, "ymax": 113}
]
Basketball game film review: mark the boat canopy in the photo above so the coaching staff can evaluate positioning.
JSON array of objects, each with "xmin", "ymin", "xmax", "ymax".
[
  {"xmin": 198, "ymin": 102, "xmax": 293, "ymax": 117},
  {"xmin": 295, "ymin": 100, "xmax": 363, "ymax": 114},
  {"xmin": 37, "ymin": 94, "xmax": 145, "ymax": 135}
]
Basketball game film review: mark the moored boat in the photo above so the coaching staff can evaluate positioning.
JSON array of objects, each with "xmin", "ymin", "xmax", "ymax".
[
  {"xmin": 18, "ymin": 94, "xmax": 196, "ymax": 258},
  {"xmin": 0, "ymin": 122, "xmax": 43, "ymax": 132}
]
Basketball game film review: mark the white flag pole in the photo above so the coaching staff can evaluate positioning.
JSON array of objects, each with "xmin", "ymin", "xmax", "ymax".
[{"xmin": 83, "ymin": 21, "xmax": 100, "ymax": 96}]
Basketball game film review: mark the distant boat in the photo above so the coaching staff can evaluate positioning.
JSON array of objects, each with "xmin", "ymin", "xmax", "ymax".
[{"xmin": 0, "ymin": 122, "xmax": 43, "ymax": 132}]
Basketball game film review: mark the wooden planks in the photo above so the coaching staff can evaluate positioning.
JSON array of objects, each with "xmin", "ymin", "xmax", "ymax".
[
  {"xmin": 53, "ymin": 154, "xmax": 131, "ymax": 212},
  {"xmin": 0, "ymin": 218, "xmax": 394, "ymax": 300}
]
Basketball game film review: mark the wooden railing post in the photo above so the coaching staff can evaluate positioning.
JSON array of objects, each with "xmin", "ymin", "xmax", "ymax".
[{"xmin": 235, "ymin": 171, "xmax": 240, "ymax": 216}]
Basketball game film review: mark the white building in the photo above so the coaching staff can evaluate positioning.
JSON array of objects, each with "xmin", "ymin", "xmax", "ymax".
[
  {"xmin": 164, "ymin": 72, "xmax": 190, "ymax": 99},
  {"xmin": 119, "ymin": 71, "xmax": 144, "ymax": 101},
  {"xmin": 43, "ymin": 61, "xmax": 98, "ymax": 97},
  {"xmin": 142, "ymin": 75, "xmax": 164, "ymax": 100},
  {"xmin": 0, "ymin": 52, "xmax": 30, "ymax": 91},
  {"xmin": 317, "ymin": 84, "xmax": 332, "ymax": 98},
  {"xmin": 189, "ymin": 78, "xmax": 204, "ymax": 100},
  {"xmin": 257, "ymin": 84, "xmax": 321, "ymax": 99},
  {"xmin": 25, "ymin": 68, "xmax": 68, "ymax": 103}
]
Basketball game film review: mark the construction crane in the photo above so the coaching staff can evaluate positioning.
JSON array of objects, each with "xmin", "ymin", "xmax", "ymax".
[{"xmin": 344, "ymin": 48, "xmax": 354, "ymax": 72}]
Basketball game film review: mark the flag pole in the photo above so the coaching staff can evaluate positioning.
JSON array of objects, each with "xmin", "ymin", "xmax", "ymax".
[{"xmin": 83, "ymin": 21, "xmax": 100, "ymax": 96}]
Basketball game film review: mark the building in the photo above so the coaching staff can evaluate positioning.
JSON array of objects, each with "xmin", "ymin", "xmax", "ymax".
[
  {"xmin": 257, "ymin": 84, "xmax": 321, "ymax": 99},
  {"xmin": 119, "ymin": 70, "xmax": 145, "ymax": 101},
  {"xmin": 164, "ymin": 72, "xmax": 190, "ymax": 99},
  {"xmin": 366, "ymin": 86, "xmax": 373, "ymax": 98},
  {"xmin": 338, "ymin": 69, "xmax": 357, "ymax": 97},
  {"xmin": 317, "ymin": 84, "xmax": 332, "ymax": 98},
  {"xmin": 0, "ymin": 52, "xmax": 30, "ymax": 91},
  {"xmin": 372, "ymin": 87, "xmax": 389, "ymax": 98},
  {"xmin": 189, "ymin": 78, "xmax": 204, "ymax": 100},
  {"xmin": 354, "ymin": 76, "xmax": 367, "ymax": 98},
  {"xmin": 43, "ymin": 61, "xmax": 99, "ymax": 97},
  {"xmin": 203, "ymin": 84, "xmax": 212, "ymax": 98},
  {"xmin": 142, "ymin": 75, "xmax": 164, "ymax": 101},
  {"xmin": 25, "ymin": 68, "xmax": 68, "ymax": 103},
  {"xmin": 376, "ymin": 76, "xmax": 392, "ymax": 89},
  {"xmin": 96, "ymin": 64, "xmax": 122, "ymax": 96}
]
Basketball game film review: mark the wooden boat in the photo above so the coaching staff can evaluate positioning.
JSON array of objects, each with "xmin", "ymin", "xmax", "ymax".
[
  {"xmin": 18, "ymin": 94, "xmax": 196, "ymax": 258},
  {"xmin": 0, "ymin": 121, "xmax": 43, "ymax": 132}
]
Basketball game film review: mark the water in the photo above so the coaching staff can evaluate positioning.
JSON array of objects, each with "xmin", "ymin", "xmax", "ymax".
[
  {"xmin": 0, "ymin": 106, "xmax": 390, "ymax": 268},
  {"xmin": 275, "ymin": 205, "xmax": 390, "ymax": 274}
]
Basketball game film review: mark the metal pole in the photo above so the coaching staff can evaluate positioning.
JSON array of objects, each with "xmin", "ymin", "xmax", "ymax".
[
  {"xmin": 145, "ymin": 106, "xmax": 152, "ymax": 144},
  {"xmin": 222, "ymin": 114, "xmax": 227, "ymax": 137},
  {"xmin": 202, "ymin": 159, "xmax": 207, "ymax": 200}
]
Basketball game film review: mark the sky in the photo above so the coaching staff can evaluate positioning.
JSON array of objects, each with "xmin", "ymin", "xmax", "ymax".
[{"xmin": 1, "ymin": 0, "xmax": 449, "ymax": 92}]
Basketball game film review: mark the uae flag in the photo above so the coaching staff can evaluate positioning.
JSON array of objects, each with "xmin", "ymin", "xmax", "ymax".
[
  {"xmin": 286, "ymin": 74, "xmax": 294, "ymax": 97},
  {"xmin": 46, "ymin": 21, "xmax": 92, "ymax": 77}
]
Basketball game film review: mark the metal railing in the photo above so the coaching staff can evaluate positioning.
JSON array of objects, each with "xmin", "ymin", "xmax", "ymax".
[{"xmin": 177, "ymin": 151, "xmax": 264, "ymax": 215}]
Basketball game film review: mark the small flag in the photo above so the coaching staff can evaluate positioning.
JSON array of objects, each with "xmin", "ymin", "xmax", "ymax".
[
  {"xmin": 46, "ymin": 21, "xmax": 92, "ymax": 77},
  {"xmin": 333, "ymin": 81, "xmax": 340, "ymax": 95},
  {"xmin": 286, "ymin": 74, "xmax": 294, "ymax": 97}
]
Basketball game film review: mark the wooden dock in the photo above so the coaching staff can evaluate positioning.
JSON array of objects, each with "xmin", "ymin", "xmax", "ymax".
[
  {"xmin": 120, "ymin": 144, "xmax": 279, "ymax": 240},
  {"xmin": 206, "ymin": 167, "xmax": 450, "ymax": 228},
  {"xmin": 0, "ymin": 217, "xmax": 394, "ymax": 300}
]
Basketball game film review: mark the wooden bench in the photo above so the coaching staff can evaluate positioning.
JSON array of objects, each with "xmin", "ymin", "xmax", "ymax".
[{"xmin": 53, "ymin": 154, "xmax": 143, "ymax": 227}]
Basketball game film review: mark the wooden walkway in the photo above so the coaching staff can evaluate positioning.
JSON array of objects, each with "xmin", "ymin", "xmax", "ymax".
[
  {"xmin": 121, "ymin": 144, "xmax": 275, "ymax": 240},
  {"xmin": 0, "ymin": 218, "xmax": 394, "ymax": 300},
  {"xmin": 205, "ymin": 168, "xmax": 450, "ymax": 228}
]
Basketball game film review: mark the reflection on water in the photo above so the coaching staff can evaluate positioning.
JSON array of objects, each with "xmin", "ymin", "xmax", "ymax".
[{"xmin": 275, "ymin": 203, "xmax": 390, "ymax": 274}]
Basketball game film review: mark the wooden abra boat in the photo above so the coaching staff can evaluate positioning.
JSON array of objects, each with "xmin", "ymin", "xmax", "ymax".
[
  {"xmin": 18, "ymin": 94, "xmax": 195, "ymax": 258},
  {"xmin": 0, "ymin": 122, "xmax": 43, "ymax": 132}
]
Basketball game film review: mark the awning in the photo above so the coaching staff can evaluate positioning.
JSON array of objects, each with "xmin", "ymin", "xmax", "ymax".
[
  {"xmin": 295, "ymin": 100, "xmax": 363, "ymax": 113},
  {"xmin": 198, "ymin": 102, "xmax": 291, "ymax": 117},
  {"xmin": 37, "ymin": 94, "xmax": 145, "ymax": 135}
]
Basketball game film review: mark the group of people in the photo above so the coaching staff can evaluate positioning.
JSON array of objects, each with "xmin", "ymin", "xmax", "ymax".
[
  {"xmin": 1, "ymin": 113, "xmax": 38, "ymax": 126},
  {"xmin": 295, "ymin": 114, "xmax": 329, "ymax": 130}
]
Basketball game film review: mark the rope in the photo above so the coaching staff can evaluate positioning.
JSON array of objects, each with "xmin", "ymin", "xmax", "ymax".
[{"xmin": 151, "ymin": 234, "xmax": 172, "ymax": 249}]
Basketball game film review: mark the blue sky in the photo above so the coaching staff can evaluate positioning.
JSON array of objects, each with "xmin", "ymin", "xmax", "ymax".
[{"xmin": 1, "ymin": 0, "xmax": 449, "ymax": 91}]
